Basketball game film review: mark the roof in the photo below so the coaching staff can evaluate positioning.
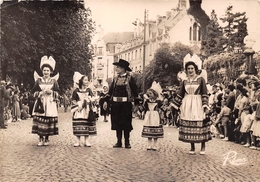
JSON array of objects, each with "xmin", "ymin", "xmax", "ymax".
[{"xmin": 103, "ymin": 32, "xmax": 134, "ymax": 43}]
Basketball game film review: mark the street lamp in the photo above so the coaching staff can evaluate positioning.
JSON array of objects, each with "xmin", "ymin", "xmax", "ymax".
[
  {"xmin": 132, "ymin": 9, "xmax": 148, "ymax": 92},
  {"xmin": 243, "ymin": 35, "xmax": 256, "ymax": 75}
]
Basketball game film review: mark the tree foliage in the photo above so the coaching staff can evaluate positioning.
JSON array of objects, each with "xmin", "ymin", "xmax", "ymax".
[
  {"xmin": 203, "ymin": 52, "xmax": 246, "ymax": 84},
  {"xmin": 144, "ymin": 42, "xmax": 193, "ymax": 89},
  {"xmin": 220, "ymin": 6, "xmax": 248, "ymax": 52},
  {"xmin": 201, "ymin": 10, "xmax": 225, "ymax": 58},
  {"xmin": 1, "ymin": 1, "xmax": 95, "ymax": 92}
]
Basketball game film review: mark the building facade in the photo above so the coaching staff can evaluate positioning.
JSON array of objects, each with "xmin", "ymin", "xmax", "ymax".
[
  {"xmin": 114, "ymin": 0, "xmax": 206, "ymax": 74},
  {"xmin": 92, "ymin": 27, "xmax": 134, "ymax": 87},
  {"xmin": 92, "ymin": 0, "xmax": 208, "ymax": 85}
]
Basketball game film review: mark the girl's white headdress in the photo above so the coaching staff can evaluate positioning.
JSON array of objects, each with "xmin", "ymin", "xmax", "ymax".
[
  {"xmin": 73, "ymin": 72, "xmax": 84, "ymax": 88},
  {"xmin": 40, "ymin": 56, "xmax": 56, "ymax": 70},
  {"xmin": 150, "ymin": 81, "xmax": 163, "ymax": 100}
]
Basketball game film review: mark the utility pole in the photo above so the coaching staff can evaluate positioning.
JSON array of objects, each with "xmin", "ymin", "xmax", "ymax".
[{"xmin": 142, "ymin": 9, "xmax": 147, "ymax": 92}]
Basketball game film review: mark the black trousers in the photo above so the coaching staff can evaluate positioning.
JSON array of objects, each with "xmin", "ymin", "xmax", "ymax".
[{"xmin": 116, "ymin": 130, "xmax": 130, "ymax": 144}]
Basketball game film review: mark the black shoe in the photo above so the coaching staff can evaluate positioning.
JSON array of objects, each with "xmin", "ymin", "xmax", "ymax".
[
  {"xmin": 113, "ymin": 143, "xmax": 122, "ymax": 148},
  {"xmin": 0, "ymin": 126, "xmax": 7, "ymax": 129},
  {"xmin": 125, "ymin": 144, "xmax": 131, "ymax": 149}
]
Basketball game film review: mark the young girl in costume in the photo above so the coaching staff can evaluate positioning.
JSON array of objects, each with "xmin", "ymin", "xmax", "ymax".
[
  {"xmin": 71, "ymin": 72, "xmax": 97, "ymax": 147},
  {"xmin": 141, "ymin": 81, "xmax": 164, "ymax": 151}
]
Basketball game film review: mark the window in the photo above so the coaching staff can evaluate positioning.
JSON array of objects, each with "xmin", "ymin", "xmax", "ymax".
[
  {"xmin": 189, "ymin": 27, "xmax": 192, "ymax": 41},
  {"xmin": 97, "ymin": 57, "xmax": 102, "ymax": 65},
  {"xmin": 193, "ymin": 23, "xmax": 197, "ymax": 41},
  {"xmin": 135, "ymin": 50, "xmax": 137, "ymax": 60},
  {"xmin": 98, "ymin": 47, "xmax": 103, "ymax": 55}
]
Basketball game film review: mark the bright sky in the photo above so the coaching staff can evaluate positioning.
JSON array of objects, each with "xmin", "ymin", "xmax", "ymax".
[{"xmin": 85, "ymin": 0, "xmax": 260, "ymax": 50}]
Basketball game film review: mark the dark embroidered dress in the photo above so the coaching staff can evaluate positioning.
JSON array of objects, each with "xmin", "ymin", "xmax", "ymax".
[
  {"xmin": 31, "ymin": 78, "xmax": 60, "ymax": 136},
  {"xmin": 172, "ymin": 76, "xmax": 211, "ymax": 143},
  {"xmin": 71, "ymin": 88, "xmax": 97, "ymax": 136}
]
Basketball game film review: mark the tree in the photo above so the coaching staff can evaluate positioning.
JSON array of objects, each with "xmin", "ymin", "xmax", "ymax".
[
  {"xmin": 203, "ymin": 52, "xmax": 246, "ymax": 83},
  {"xmin": 1, "ymin": 1, "xmax": 95, "ymax": 92},
  {"xmin": 201, "ymin": 10, "xmax": 225, "ymax": 58},
  {"xmin": 220, "ymin": 6, "xmax": 248, "ymax": 52},
  {"xmin": 144, "ymin": 42, "xmax": 193, "ymax": 88}
]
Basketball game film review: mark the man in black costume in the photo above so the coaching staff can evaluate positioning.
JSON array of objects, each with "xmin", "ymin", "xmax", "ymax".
[{"xmin": 106, "ymin": 59, "xmax": 138, "ymax": 149}]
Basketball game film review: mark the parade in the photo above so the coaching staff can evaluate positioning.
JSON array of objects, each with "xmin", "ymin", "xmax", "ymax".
[{"xmin": 1, "ymin": 0, "xmax": 260, "ymax": 181}]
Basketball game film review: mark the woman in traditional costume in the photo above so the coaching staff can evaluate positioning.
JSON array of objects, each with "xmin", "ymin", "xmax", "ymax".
[
  {"xmin": 31, "ymin": 56, "xmax": 60, "ymax": 146},
  {"xmin": 172, "ymin": 54, "xmax": 211, "ymax": 155}
]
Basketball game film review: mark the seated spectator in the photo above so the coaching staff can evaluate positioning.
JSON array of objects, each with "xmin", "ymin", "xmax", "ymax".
[{"xmin": 21, "ymin": 103, "xmax": 30, "ymax": 120}]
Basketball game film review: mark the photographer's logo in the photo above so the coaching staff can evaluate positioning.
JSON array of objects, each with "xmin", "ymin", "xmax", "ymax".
[{"xmin": 222, "ymin": 151, "xmax": 247, "ymax": 166}]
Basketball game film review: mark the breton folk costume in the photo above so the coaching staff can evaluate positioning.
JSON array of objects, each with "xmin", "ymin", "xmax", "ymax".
[
  {"xmin": 141, "ymin": 81, "xmax": 164, "ymax": 151},
  {"xmin": 71, "ymin": 72, "xmax": 97, "ymax": 147},
  {"xmin": 172, "ymin": 54, "xmax": 211, "ymax": 143},
  {"xmin": 141, "ymin": 81, "xmax": 164, "ymax": 139},
  {"xmin": 107, "ymin": 59, "xmax": 138, "ymax": 148},
  {"xmin": 31, "ymin": 56, "xmax": 60, "ymax": 145}
]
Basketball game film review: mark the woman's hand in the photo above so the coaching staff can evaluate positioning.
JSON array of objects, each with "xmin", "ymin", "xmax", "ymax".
[
  {"xmin": 103, "ymin": 102, "xmax": 107, "ymax": 110},
  {"xmin": 204, "ymin": 107, "xmax": 209, "ymax": 114},
  {"xmin": 45, "ymin": 89, "xmax": 52, "ymax": 95},
  {"xmin": 78, "ymin": 106, "xmax": 83, "ymax": 112}
]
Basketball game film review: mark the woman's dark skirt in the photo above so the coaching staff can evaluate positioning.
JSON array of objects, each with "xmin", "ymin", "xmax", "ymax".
[
  {"xmin": 32, "ymin": 116, "xmax": 58, "ymax": 136},
  {"xmin": 72, "ymin": 119, "xmax": 97, "ymax": 136},
  {"xmin": 178, "ymin": 119, "xmax": 211, "ymax": 143}
]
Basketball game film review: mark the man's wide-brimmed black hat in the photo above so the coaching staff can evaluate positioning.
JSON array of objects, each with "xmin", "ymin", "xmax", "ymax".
[{"xmin": 113, "ymin": 59, "xmax": 132, "ymax": 71}]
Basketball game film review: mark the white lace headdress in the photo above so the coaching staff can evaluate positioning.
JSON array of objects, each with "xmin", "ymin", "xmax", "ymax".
[
  {"xmin": 34, "ymin": 55, "xmax": 59, "ymax": 82},
  {"xmin": 40, "ymin": 56, "xmax": 56, "ymax": 70},
  {"xmin": 150, "ymin": 81, "xmax": 163, "ymax": 100}
]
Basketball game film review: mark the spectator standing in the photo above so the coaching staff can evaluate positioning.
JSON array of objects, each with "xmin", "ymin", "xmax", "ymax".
[
  {"xmin": 0, "ymin": 80, "xmax": 10, "ymax": 129},
  {"xmin": 214, "ymin": 99, "xmax": 231, "ymax": 141},
  {"xmin": 99, "ymin": 85, "xmax": 110, "ymax": 122},
  {"xmin": 12, "ymin": 90, "xmax": 21, "ymax": 122},
  {"xmin": 63, "ymin": 92, "xmax": 70, "ymax": 113}
]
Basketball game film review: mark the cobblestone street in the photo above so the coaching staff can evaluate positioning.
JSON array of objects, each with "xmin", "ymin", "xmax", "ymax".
[{"xmin": 1, "ymin": 108, "xmax": 260, "ymax": 182}]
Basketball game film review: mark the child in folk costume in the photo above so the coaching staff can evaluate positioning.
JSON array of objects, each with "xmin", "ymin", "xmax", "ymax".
[
  {"xmin": 141, "ymin": 81, "xmax": 164, "ymax": 151},
  {"xmin": 71, "ymin": 72, "xmax": 97, "ymax": 147}
]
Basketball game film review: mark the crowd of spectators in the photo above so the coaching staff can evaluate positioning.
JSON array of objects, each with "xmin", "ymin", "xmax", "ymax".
[{"xmin": 133, "ymin": 78, "xmax": 260, "ymax": 150}]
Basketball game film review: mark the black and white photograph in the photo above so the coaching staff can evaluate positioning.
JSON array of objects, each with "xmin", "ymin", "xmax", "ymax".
[{"xmin": 0, "ymin": 0, "xmax": 260, "ymax": 181}]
